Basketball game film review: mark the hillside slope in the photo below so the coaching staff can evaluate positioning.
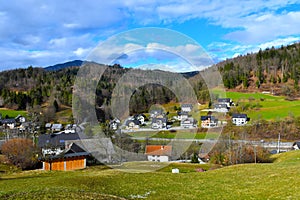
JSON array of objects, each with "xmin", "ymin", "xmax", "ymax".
[{"xmin": 1, "ymin": 150, "xmax": 300, "ymax": 199}]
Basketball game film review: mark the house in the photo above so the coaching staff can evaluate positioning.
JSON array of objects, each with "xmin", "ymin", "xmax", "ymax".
[
  {"xmin": 109, "ymin": 118, "xmax": 121, "ymax": 130},
  {"xmin": 213, "ymin": 103, "xmax": 229, "ymax": 112},
  {"xmin": 181, "ymin": 104, "xmax": 193, "ymax": 113},
  {"xmin": 134, "ymin": 114, "xmax": 146, "ymax": 125},
  {"xmin": 176, "ymin": 111, "xmax": 189, "ymax": 121},
  {"xmin": 38, "ymin": 132, "xmax": 87, "ymax": 156},
  {"xmin": 201, "ymin": 116, "xmax": 218, "ymax": 128},
  {"xmin": 232, "ymin": 113, "xmax": 249, "ymax": 126},
  {"xmin": 1, "ymin": 118, "xmax": 16, "ymax": 129},
  {"xmin": 45, "ymin": 123, "xmax": 52, "ymax": 130},
  {"xmin": 217, "ymin": 98, "xmax": 233, "ymax": 107},
  {"xmin": 64, "ymin": 124, "xmax": 77, "ymax": 133},
  {"xmin": 181, "ymin": 117, "xmax": 197, "ymax": 128},
  {"xmin": 42, "ymin": 143, "xmax": 89, "ymax": 171},
  {"xmin": 125, "ymin": 119, "xmax": 141, "ymax": 129},
  {"xmin": 145, "ymin": 145, "xmax": 172, "ymax": 162},
  {"xmin": 51, "ymin": 124, "xmax": 63, "ymax": 132},
  {"xmin": 151, "ymin": 117, "xmax": 167, "ymax": 129},
  {"xmin": 150, "ymin": 109, "xmax": 164, "ymax": 119},
  {"xmin": 292, "ymin": 142, "xmax": 300, "ymax": 150},
  {"xmin": 15, "ymin": 115, "xmax": 26, "ymax": 124}
]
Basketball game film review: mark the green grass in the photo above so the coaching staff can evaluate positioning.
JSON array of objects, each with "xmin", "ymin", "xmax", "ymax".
[
  {"xmin": 1, "ymin": 151, "xmax": 300, "ymax": 199},
  {"xmin": 127, "ymin": 130, "xmax": 220, "ymax": 139},
  {"xmin": 0, "ymin": 108, "xmax": 27, "ymax": 118},
  {"xmin": 225, "ymin": 91, "xmax": 300, "ymax": 120},
  {"xmin": 225, "ymin": 91, "xmax": 282, "ymax": 101}
]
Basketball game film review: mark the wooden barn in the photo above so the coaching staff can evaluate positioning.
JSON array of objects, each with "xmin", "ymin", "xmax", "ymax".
[{"xmin": 42, "ymin": 143, "xmax": 89, "ymax": 171}]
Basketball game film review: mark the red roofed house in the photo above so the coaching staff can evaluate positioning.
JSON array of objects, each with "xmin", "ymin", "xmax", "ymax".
[{"xmin": 145, "ymin": 145, "xmax": 172, "ymax": 162}]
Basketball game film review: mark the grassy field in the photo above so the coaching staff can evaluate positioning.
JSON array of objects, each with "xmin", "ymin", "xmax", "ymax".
[
  {"xmin": 225, "ymin": 91, "xmax": 300, "ymax": 120},
  {"xmin": 1, "ymin": 151, "xmax": 300, "ymax": 199},
  {"xmin": 0, "ymin": 108, "xmax": 27, "ymax": 118},
  {"xmin": 127, "ymin": 130, "xmax": 220, "ymax": 140}
]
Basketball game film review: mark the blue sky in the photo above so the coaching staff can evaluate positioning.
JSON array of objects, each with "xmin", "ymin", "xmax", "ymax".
[{"xmin": 1, "ymin": 0, "xmax": 300, "ymax": 72}]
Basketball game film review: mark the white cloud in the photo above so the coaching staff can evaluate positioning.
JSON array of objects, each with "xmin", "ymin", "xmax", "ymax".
[{"xmin": 1, "ymin": 0, "xmax": 300, "ymax": 69}]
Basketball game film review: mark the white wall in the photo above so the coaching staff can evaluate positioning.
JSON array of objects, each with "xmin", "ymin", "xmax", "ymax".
[{"xmin": 147, "ymin": 155, "xmax": 169, "ymax": 162}]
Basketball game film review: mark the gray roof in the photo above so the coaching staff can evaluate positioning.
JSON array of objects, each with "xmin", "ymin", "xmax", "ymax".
[
  {"xmin": 181, "ymin": 104, "xmax": 193, "ymax": 108},
  {"xmin": 218, "ymin": 98, "xmax": 232, "ymax": 103},
  {"xmin": 177, "ymin": 111, "xmax": 189, "ymax": 116},
  {"xmin": 65, "ymin": 138, "xmax": 116, "ymax": 163},
  {"xmin": 38, "ymin": 132, "xmax": 88, "ymax": 148},
  {"xmin": 201, "ymin": 116, "xmax": 217, "ymax": 121},
  {"xmin": 1, "ymin": 118, "xmax": 16, "ymax": 124},
  {"xmin": 232, "ymin": 113, "xmax": 248, "ymax": 118}
]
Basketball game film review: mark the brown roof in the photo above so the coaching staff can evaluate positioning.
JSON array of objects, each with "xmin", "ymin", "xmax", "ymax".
[{"xmin": 145, "ymin": 145, "xmax": 172, "ymax": 156}]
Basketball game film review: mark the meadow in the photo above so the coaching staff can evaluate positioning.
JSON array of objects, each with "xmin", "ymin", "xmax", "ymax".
[
  {"xmin": 1, "ymin": 150, "xmax": 300, "ymax": 199},
  {"xmin": 225, "ymin": 91, "xmax": 300, "ymax": 121},
  {"xmin": 0, "ymin": 108, "xmax": 27, "ymax": 118},
  {"xmin": 127, "ymin": 130, "xmax": 220, "ymax": 140}
]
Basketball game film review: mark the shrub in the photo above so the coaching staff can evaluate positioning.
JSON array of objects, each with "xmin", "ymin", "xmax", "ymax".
[{"xmin": 1, "ymin": 138, "xmax": 39, "ymax": 170}]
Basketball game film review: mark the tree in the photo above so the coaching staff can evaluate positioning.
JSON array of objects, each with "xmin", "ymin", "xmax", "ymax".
[
  {"xmin": 191, "ymin": 153, "xmax": 199, "ymax": 163},
  {"xmin": 53, "ymin": 99, "xmax": 59, "ymax": 112},
  {"xmin": 1, "ymin": 138, "xmax": 38, "ymax": 169}
]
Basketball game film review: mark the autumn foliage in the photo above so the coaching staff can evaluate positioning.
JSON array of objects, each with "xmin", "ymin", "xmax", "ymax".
[{"xmin": 1, "ymin": 138, "xmax": 38, "ymax": 169}]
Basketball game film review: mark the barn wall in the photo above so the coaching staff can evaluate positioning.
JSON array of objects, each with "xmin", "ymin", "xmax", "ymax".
[
  {"xmin": 42, "ymin": 156, "xmax": 86, "ymax": 171},
  {"xmin": 65, "ymin": 156, "xmax": 85, "ymax": 171}
]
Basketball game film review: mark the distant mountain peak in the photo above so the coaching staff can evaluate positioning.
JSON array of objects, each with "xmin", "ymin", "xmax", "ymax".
[{"xmin": 45, "ymin": 60, "xmax": 83, "ymax": 71}]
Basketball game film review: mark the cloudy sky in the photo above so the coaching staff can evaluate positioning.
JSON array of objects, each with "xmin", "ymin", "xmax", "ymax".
[{"xmin": 1, "ymin": 0, "xmax": 300, "ymax": 72}]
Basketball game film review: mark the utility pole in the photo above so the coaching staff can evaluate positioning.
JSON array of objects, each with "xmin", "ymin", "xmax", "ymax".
[
  {"xmin": 254, "ymin": 145, "xmax": 257, "ymax": 164},
  {"xmin": 277, "ymin": 131, "xmax": 281, "ymax": 154}
]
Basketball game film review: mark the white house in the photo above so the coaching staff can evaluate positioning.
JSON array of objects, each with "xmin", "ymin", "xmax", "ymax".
[
  {"xmin": 176, "ymin": 111, "xmax": 189, "ymax": 121},
  {"xmin": 151, "ymin": 117, "xmax": 167, "ymax": 129},
  {"xmin": 145, "ymin": 145, "xmax": 172, "ymax": 162},
  {"xmin": 51, "ymin": 124, "xmax": 63, "ymax": 132},
  {"xmin": 109, "ymin": 118, "xmax": 120, "ymax": 131},
  {"xmin": 65, "ymin": 124, "xmax": 77, "ymax": 133},
  {"xmin": 133, "ymin": 114, "xmax": 146, "ymax": 125},
  {"xmin": 1, "ymin": 118, "xmax": 16, "ymax": 129},
  {"xmin": 15, "ymin": 115, "xmax": 26, "ymax": 123},
  {"xmin": 214, "ymin": 103, "xmax": 229, "ymax": 113},
  {"xmin": 292, "ymin": 142, "xmax": 300, "ymax": 150},
  {"xmin": 232, "ymin": 113, "xmax": 249, "ymax": 126},
  {"xmin": 181, "ymin": 117, "xmax": 197, "ymax": 128},
  {"xmin": 217, "ymin": 98, "xmax": 233, "ymax": 107},
  {"xmin": 125, "ymin": 119, "xmax": 140, "ymax": 129}
]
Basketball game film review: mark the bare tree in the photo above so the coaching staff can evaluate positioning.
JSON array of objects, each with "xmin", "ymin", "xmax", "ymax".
[{"xmin": 1, "ymin": 138, "xmax": 39, "ymax": 169}]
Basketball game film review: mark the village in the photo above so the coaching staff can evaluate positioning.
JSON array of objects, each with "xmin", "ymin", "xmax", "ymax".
[{"xmin": 0, "ymin": 97, "xmax": 296, "ymax": 171}]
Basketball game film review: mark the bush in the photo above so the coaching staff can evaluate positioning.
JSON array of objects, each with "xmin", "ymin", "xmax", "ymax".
[{"xmin": 1, "ymin": 138, "xmax": 39, "ymax": 170}]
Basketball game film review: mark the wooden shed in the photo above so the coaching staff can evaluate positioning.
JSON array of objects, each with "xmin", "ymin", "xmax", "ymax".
[{"xmin": 42, "ymin": 143, "xmax": 89, "ymax": 171}]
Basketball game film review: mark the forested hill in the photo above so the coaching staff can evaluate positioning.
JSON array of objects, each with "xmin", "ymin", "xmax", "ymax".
[
  {"xmin": 215, "ymin": 42, "xmax": 300, "ymax": 96},
  {"xmin": 0, "ymin": 63, "xmax": 202, "ymax": 122}
]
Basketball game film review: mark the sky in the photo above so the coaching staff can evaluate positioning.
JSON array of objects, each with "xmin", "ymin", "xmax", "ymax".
[{"xmin": 1, "ymin": 0, "xmax": 300, "ymax": 72}]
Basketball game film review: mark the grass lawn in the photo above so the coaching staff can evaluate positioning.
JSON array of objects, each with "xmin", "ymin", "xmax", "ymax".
[
  {"xmin": 225, "ymin": 91, "xmax": 300, "ymax": 120},
  {"xmin": 127, "ymin": 130, "xmax": 220, "ymax": 140},
  {"xmin": 0, "ymin": 108, "xmax": 27, "ymax": 118},
  {"xmin": 1, "ymin": 151, "xmax": 300, "ymax": 199}
]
